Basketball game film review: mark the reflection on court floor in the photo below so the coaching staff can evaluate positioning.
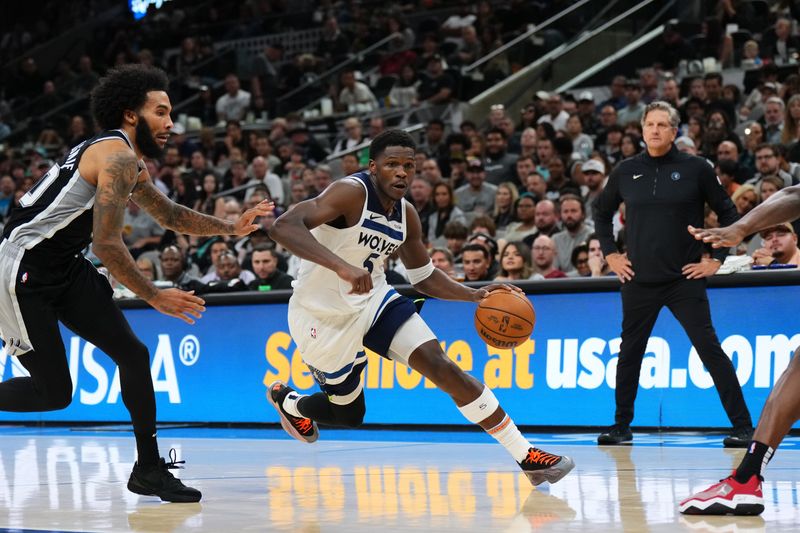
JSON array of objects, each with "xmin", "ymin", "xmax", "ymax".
[{"xmin": 0, "ymin": 428, "xmax": 796, "ymax": 532}]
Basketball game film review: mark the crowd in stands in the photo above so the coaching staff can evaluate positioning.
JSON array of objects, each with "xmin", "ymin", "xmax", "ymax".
[{"xmin": 1, "ymin": 0, "xmax": 800, "ymax": 297}]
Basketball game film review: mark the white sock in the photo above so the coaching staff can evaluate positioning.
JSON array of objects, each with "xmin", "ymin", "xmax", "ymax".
[
  {"xmin": 487, "ymin": 415, "xmax": 532, "ymax": 463},
  {"xmin": 281, "ymin": 391, "xmax": 305, "ymax": 418}
]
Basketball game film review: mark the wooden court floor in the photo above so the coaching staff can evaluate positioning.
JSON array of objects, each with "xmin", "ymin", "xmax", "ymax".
[{"xmin": 0, "ymin": 427, "xmax": 796, "ymax": 532}]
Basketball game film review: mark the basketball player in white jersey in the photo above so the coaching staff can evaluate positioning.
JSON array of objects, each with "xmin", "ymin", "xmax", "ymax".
[
  {"xmin": 268, "ymin": 130, "xmax": 574, "ymax": 485},
  {"xmin": 0, "ymin": 64, "xmax": 271, "ymax": 502}
]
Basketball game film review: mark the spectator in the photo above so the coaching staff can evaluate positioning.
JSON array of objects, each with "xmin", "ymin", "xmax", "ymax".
[
  {"xmin": 0, "ymin": 175, "xmax": 16, "ymax": 219},
  {"xmin": 761, "ymin": 97, "xmax": 786, "ymax": 145},
  {"xmin": 478, "ymin": 128, "xmax": 515, "ymax": 185},
  {"xmin": 250, "ymin": 43, "xmax": 284, "ymax": 115},
  {"xmin": 758, "ymin": 175, "xmax": 784, "ymax": 202},
  {"xmin": 519, "ymin": 128, "xmax": 538, "ymax": 160},
  {"xmin": 245, "ymin": 156, "xmax": 283, "ymax": 206},
  {"xmin": 530, "ymin": 235, "xmax": 567, "ymax": 279},
  {"xmin": 461, "ymin": 243, "xmax": 492, "ymax": 282},
  {"xmin": 316, "ymin": 16, "xmax": 350, "ymax": 66},
  {"xmin": 428, "ymin": 182, "xmax": 467, "ymax": 246},
  {"xmin": 419, "ymin": 158, "xmax": 442, "ymax": 183},
  {"xmin": 216, "ymin": 74, "xmax": 251, "ymax": 122},
  {"xmin": 761, "ymin": 17, "xmax": 800, "ymax": 65},
  {"xmin": 389, "ymin": 64, "xmax": 420, "ymax": 108},
  {"xmin": 309, "ymin": 164, "xmax": 334, "ymax": 198},
  {"xmin": 136, "ymin": 257, "xmax": 157, "ymax": 281},
  {"xmin": 704, "ymin": 72, "xmax": 736, "ymax": 126},
  {"xmin": 410, "ymin": 176, "xmax": 435, "ymax": 238},
  {"xmin": 751, "ymin": 223, "xmax": 800, "ymax": 266},
  {"xmin": 341, "ymin": 153, "xmax": 361, "ymax": 176},
  {"xmin": 654, "ymin": 23, "xmax": 695, "ymax": 72},
  {"xmin": 418, "ymin": 55, "xmax": 455, "ymax": 107},
  {"xmin": 430, "ymin": 247, "xmax": 457, "ymax": 278},
  {"xmin": 660, "ymin": 76, "xmax": 681, "ymax": 108},
  {"xmin": 334, "ymin": 117, "xmax": 368, "ymax": 153},
  {"xmin": 443, "ymin": 220, "xmax": 469, "ymax": 265},
  {"xmin": 503, "ymin": 193, "xmax": 538, "ymax": 243},
  {"xmin": 587, "ymin": 235, "xmax": 611, "ymax": 277},
  {"xmin": 455, "ymin": 159, "xmax": 496, "ymax": 219},
  {"xmin": 617, "ymin": 80, "xmax": 646, "ymax": 126},
  {"xmin": 599, "ymin": 75, "xmax": 628, "ymax": 110},
  {"xmin": 701, "ymin": 110, "xmax": 741, "ymax": 159},
  {"xmin": 552, "ymin": 194, "xmax": 593, "ymax": 273},
  {"xmin": 201, "ymin": 250, "xmax": 256, "ymax": 285},
  {"xmin": 122, "ymin": 200, "xmax": 164, "ymax": 258},
  {"xmin": 717, "ymin": 159, "xmax": 742, "ymax": 197},
  {"xmin": 746, "ymin": 144, "xmax": 795, "ymax": 189},
  {"xmin": 338, "ymin": 70, "xmax": 379, "ymax": 113},
  {"xmin": 581, "ymin": 159, "xmax": 607, "ymax": 221},
  {"xmin": 248, "ymin": 245, "xmax": 294, "ymax": 291},
  {"xmin": 620, "ymin": 134, "xmax": 643, "ymax": 159},
  {"xmin": 716, "ymin": 140, "xmax": 752, "ymax": 183},
  {"xmin": 545, "ymin": 157, "xmax": 581, "ymax": 201},
  {"xmin": 731, "ymin": 183, "xmax": 759, "ymax": 216},
  {"xmin": 565, "ymin": 113, "xmax": 594, "ymax": 159},
  {"xmin": 160, "ymin": 245, "xmax": 197, "ymax": 287},
  {"xmin": 195, "ymin": 173, "xmax": 226, "ymax": 217},
  {"xmin": 537, "ymin": 92, "xmax": 569, "ymax": 131},
  {"xmin": 493, "ymin": 182, "xmax": 519, "ymax": 232},
  {"xmin": 782, "ymin": 94, "xmax": 800, "ymax": 148},
  {"xmin": 449, "ymin": 25, "xmax": 482, "ymax": 66},
  {"xmin": 419, "ymin": 119, "xmax": 446, "ymax": 159},
  {"xmin": 73, "ymin": 55, "xmax": 99, "ymax": 97},
  {"xmin": 569, "ymin": 244, "xmax": 591, "ymax": 277},
  {"xmin": 494, "ymin": 241, "xmax": 533, "ymax": 281},
  {"xmin": 740, "ymin": 39, "xmax": 763, "ymax": 68}
]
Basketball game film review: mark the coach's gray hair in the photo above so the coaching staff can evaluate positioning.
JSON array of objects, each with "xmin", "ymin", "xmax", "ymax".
[{"xmin": 641, "ymin": 101, "xmax": 681, "ymax": 129}]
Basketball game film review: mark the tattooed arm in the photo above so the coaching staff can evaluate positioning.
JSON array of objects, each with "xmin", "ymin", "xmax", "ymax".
[
  {"xmin": 92, "ymin": 150, "xmax": 159, "ymax": 301},
  {"xmin": 92, "ymin": 147, "xmax": 206, "ymax": 323},
  {"xmin": 131, "ymin": 177, "xmax": 272, "ymax": 236}
]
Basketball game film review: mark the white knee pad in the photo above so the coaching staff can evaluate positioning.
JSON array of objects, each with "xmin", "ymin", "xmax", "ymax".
[{"xmin": 457, "ymin": 385, "xmax": 499, "ymax": 424}]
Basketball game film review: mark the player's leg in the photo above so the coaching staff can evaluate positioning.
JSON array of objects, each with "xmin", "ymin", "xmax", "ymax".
[
  {"xmin": 667, "ymin": 279, "xmax": 753, "ymax": 446},
  {"xmin": 0, "ymin": 302, "xmax": 72, "ymax": 412},
  {"xmin": 679, "ymin": 346, "xmax": 800, "ymax": 516},
  {"xmin": 600, "ymin": 281, "xmax": 662, "ymax": 444},
  {"xmin": 0, "ymin": 252, "xmax": 72, "ymax": 412},
  {"xmin": 394, "ymin": 314, "xmax": 573, "ymax": 486},
  {"xmin": 57, "ymin": 260, "xmax": 200, "ymax": 502},
  {"xmin": 269, "ymin": 352, "xmax": 368, "ymax": 443}
]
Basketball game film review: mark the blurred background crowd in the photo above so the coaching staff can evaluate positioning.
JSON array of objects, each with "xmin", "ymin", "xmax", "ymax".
[{"xmin": 0, "ymin": 0, "xmax": 799, "ymax": 296}]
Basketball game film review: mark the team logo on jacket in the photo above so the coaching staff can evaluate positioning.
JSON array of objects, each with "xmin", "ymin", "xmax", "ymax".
[
  {"xmin": 20, "ymin": 272, "xmax": 28, "ymax": 283},
  {"xmin": 310, "ymin": 327, "xmax": 317, "ymax": 339},
  {"xmin": 671, "ymin": 172, "xmax": 681, "ymax": 181}
]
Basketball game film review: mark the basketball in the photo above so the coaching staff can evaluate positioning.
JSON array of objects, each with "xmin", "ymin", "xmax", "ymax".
[{"xmin": 474, "ymin": 289, "xmax": 535, "ymax": 349}]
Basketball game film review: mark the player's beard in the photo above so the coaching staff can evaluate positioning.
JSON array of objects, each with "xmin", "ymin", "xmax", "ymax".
[{"xmin": 135, "ymin": 116, "xmax": 164, "ymax": 159}]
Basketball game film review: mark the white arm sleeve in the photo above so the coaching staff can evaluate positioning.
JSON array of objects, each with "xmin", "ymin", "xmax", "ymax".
[{"xmin": 406, "ymin": 259, "xmax": 435, "ymax": 285}]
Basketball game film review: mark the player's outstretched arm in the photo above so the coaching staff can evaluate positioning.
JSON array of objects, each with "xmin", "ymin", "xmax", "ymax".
[
  {"xmin": 131, "ymin": 176, "xmax": 272, "ymax": 236},
  {"xmin": 689, "ymin": 184, "xmax": 800, "ymax": 247},
  {"xmin": 399, "ymin": 205, "xmax": 521, "ymax": 302},
  {"xmin": 92, "ymin": 147, "xmax": 205, "ymax": 323},
  {"xmin": 270, "ymin": 180, "xmax": 373, "ymax": 294}
]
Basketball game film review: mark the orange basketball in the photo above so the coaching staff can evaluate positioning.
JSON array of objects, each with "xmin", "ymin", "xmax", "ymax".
[{"xmin": 474, "ymin": 289, "xmax": 535, "ymax": 349}]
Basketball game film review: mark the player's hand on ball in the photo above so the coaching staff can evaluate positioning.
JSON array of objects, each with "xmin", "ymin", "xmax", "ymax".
[
  {"xmin": 472, "ymin": 283, "xmax": 523, "ymax": 302},
  {"xmin": 148, "ymin": 288, "xmax": 206, "ymax": 324}
]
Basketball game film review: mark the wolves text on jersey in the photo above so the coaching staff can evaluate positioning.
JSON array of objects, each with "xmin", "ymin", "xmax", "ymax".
[{"xmin": 357, "ymin": 231, "xmax": 400, "ymax": 256}]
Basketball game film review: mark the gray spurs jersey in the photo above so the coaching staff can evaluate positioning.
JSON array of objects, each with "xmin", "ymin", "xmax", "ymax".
[{"xmin": 3, "ymin": 130, "xmax": 135, "ymax": 264}]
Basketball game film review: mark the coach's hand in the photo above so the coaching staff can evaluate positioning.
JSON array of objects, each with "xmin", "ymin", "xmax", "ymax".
[
  {"xmin": 148, "ymin": 288, "xmax": 206, "ymax": 324},
  {"xmin": 338, "ymin": 264, "xmax": 373, "ymax": 294},
  {"xmin": 683, "ymin": 257, "xmax": 721, "ymax": 279},
  {"xmin": 606, "ymin": 252, "xmax": 634, "ymax": 283}
]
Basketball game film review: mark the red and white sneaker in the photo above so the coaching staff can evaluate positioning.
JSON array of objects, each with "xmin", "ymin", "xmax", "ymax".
[{"xmin": 679, "ymin": 471, "xmax": 764, "ymax": 516}]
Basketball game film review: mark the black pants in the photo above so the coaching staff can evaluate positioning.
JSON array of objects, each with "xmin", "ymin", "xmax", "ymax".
[
  {"xmin": 615, "ymin": 278, "xmax": 752, "ymax": 429},
  {"xmin": 0, "ymin": 254, "xmax": 156, "ymax": 438}
]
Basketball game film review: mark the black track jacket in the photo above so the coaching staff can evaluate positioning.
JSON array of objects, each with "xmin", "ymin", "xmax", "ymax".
[{"xmin": 593, "ymin": 145, "xmax": 739, "ymax": 283}]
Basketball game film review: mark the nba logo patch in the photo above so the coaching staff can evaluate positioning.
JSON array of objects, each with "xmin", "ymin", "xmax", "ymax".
[
  {"xmin": 310, "ymin": 327, "xmax": 317, "ymax": 339},
  {"xmin": 671, "ymin": 171, "xmax": 681, "ymax": 181},
  {"xmin": 20, "ymin": 272, "xmax": 28, "ymax": 283}
]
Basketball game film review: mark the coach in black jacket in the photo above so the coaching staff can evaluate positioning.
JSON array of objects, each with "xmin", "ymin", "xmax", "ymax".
[{"xmin": 593, "ymin": 101, "xmax": 753, "ymax": 447}]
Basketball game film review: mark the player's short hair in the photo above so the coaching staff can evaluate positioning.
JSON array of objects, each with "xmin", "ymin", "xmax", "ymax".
[
  {"xmin": 369, "ymin": 129, "xmax": 416, "ymax": 160},
  {"xmin": 90, "ymin": 64, "xmax": 169, "ymax": 130}
]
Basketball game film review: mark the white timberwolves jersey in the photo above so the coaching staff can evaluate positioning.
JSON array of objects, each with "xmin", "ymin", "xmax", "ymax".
[{"xmin": 291, "ymin": 171, "xmax": 408, "ymax": 315}]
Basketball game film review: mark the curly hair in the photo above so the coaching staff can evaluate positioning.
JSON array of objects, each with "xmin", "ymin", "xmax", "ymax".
[{"xmin": 90, "ymin": 64, "xmax": 169, "ymax": 130}]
